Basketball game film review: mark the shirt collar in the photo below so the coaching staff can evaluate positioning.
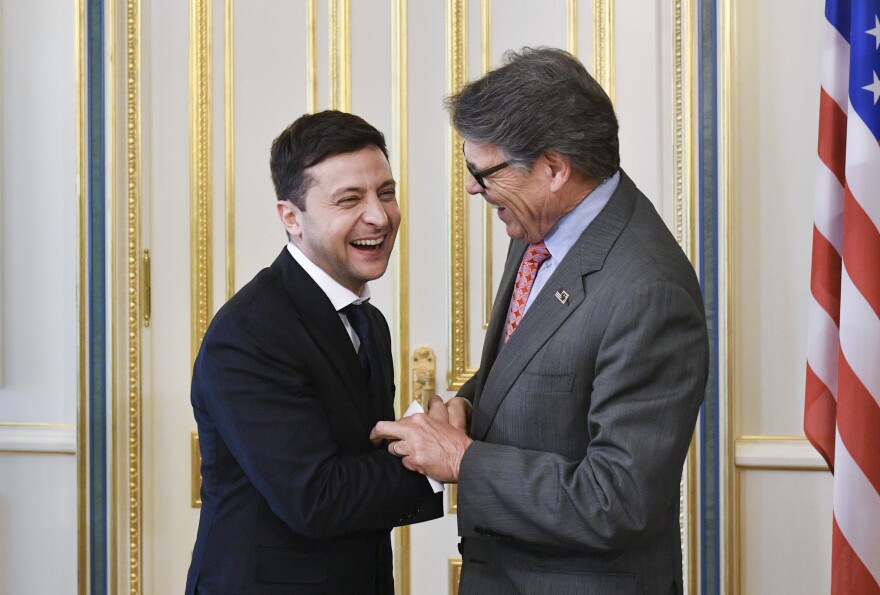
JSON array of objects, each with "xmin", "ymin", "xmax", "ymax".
[
  {"xmin": 543, "ymin": 171, "xmax": 620, "ymax": 261},
  {"xmin": 286, "ymin": 242, "xmax": 370, "ymax": 311}
]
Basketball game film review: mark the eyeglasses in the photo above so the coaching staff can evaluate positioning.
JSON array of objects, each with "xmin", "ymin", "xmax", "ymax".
[{"xmin": 462, "ymin": 142, "xmax": 510, "ymax": 189}]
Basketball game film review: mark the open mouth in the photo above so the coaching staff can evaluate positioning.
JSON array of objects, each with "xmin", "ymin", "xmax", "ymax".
[{"xmin": 350, "ymin": 236, "xmax": 385, "ymax": 251}]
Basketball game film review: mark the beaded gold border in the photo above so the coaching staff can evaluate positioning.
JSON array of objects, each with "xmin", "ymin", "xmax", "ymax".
[
  {"xmin": 593, "ymin": 0, "xmax": 615, "ymax": 102},
  {"xmin": 446, "ymin": 0, "xmax": 473, "ymax": 390},
  {"xmin": 329, "ymin": 0, "xmax": 351, "ymax": 112},
  {"xmin": 125, "ymin": 0, "xmax": 144, "ymax": 592},
  {"xmin": 190, "ymin": 0, "xmax": 213, "ymax": 364}
]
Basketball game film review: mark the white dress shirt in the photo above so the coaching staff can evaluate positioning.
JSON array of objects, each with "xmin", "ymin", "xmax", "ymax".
[{"xmin": 286, "ymin": 242, "xmax": 369, "ymax": 350}]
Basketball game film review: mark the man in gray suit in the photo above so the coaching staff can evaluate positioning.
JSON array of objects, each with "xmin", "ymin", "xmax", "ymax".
[{"xmin": 373, "ymin": 47, "xmax": 708, "ymax": 594}]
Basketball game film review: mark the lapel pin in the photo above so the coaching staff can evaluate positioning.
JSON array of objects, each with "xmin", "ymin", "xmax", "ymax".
[{"xmin": 555, "ymin": 289, "xmax": 570, "ymax": 305}]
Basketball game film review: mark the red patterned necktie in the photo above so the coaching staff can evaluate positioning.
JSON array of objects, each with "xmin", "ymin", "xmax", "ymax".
[{"xmin": 503, "ymin": 241, "xmax": 551, "ymax": 344}]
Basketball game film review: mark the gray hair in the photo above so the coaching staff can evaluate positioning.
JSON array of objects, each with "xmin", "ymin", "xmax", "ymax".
[{"xmin": 445, "ymin": 47, "xmax": 619, "ymax": 181}]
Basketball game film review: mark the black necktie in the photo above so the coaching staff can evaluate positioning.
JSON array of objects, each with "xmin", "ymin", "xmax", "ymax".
[{"xmin": 341, "ymin": 302, "xmax": 383, "ymax": 417}]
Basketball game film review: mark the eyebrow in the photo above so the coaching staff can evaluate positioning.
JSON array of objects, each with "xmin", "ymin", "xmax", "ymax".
[{"xmin": 330, "ymin": 179, "xmax": 396, "ymax": 198}]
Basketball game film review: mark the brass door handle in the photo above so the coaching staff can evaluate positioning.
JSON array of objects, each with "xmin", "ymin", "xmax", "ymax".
[{"xmin": 411, "ymin": 345, "xmax": 436, "ymax": 409}]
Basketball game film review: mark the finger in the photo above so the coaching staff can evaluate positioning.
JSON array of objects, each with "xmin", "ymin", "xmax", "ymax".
[
  {"xmin": 372, "ymin": 420, "xmax": 406, "ymax": 441},
  {"xmin": 389, "ymin": 440, "xmax": 404, "ymax": 458},
  {"xmin": 426, "ymin": 395, "xmax": 448, "ymax": 423},
  {"xmin": 447, "ymin": 397, "xmax": 471, "ymax": 432}
]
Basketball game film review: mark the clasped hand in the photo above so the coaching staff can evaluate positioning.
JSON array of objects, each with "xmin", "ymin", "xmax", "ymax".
[{"xmin": 369, "ymin": 395, "xmax": 473, "ymax": 483}]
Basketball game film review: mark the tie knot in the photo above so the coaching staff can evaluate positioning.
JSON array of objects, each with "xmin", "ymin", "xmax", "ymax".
[
  {"xmin": 341, "ymin": 301, "xmax": 369, "ymax": 323},
  {"xmin": 524, "ymin": 241, "xmax": 550, "ymax": 265}
]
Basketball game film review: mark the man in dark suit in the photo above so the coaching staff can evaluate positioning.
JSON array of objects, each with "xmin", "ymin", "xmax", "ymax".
[
  {"xmin": 373, "ymin": 48, "xmax": 709, "ymax": 593},
  {"xmin": 186, "ymin": 111, "xmax": 442, "ymax": 595}
]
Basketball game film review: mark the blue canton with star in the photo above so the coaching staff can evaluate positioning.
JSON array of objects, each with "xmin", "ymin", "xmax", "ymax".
[{"xmin": 828, "ymin": 0, "xmax": 880, "ymax": 141}]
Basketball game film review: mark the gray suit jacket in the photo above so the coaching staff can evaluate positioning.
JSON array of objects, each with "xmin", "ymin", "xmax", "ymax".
[{"xmin": 456, "ymin": 171, "xmax": 708, "ymax": 595}]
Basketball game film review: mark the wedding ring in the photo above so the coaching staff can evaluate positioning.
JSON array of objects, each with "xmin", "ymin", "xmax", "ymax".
[{"xmin": 391, "ymin": 441, "xmax": 400, "ymax": 456}]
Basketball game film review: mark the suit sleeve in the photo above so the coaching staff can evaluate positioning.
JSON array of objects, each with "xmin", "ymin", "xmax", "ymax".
[
  {"xmin": 456, "ymin": 280, "xmax": 708, "ymax": 551},
  {"xmin": 193, "ymin": 312, "xmax": 441, "ymax": 541}
]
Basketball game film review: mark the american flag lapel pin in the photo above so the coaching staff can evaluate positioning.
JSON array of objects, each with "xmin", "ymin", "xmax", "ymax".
[{"xmin": 554, "ymin": 289, "xmax": 569, "ymax": 305}]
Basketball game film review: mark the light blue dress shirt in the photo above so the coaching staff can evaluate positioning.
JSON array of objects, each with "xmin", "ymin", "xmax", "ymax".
[{"xmin": 523, "ymin": 171, "xmax": 620, "ymax": 314}]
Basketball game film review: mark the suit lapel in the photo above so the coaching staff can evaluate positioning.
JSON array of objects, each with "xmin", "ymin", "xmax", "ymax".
[
  {"xmin": 472, "ymin": 172, "xmax": 639, "ymax": 440},
  {"xmin": 270, "ymin": 249, "xmax": 377, "ymax": 430}
]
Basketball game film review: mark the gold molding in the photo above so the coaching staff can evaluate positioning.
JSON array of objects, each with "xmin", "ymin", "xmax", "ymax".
[
  {"xmin": 126, "ymin": 0, "xmax": 144, "ymax": 592},
  {"xmin": 74, "ymin": 0, "xmax": 88, "ymax": 590},
  {"xmin": 480, "ymin": 0, "xmax": 492, "ymax": 329},
  {"xmin": 392, "ymin": 1, "xmax": 411, "ymax": 592},
  {"xmin": 107, "ymin": 0, "xmax": 119, "ymax": 590},
  {"xmin": 448, "ymin": 483, "xmax": 458, "ymax": 513},
  {"xmin": 567, "ymin": 0, "xmax": 577, "ymax": 57},
  {"xmin": 673, "ymin": 0, "xmax": 699, "ymax": 591},
  {"xmin": 592, "ymin": 0, "xmax": 615, "ymax": 103},
  {"xmin": 449, "ymin": 557, "xmax": 462, "ymax": 595},
  {"xmin": 306, "ymin": 0, "xmax": 317, "ymax": 113},
  {"xmin": 721, "ymin": 0, "xmax": 736, "ymax": 592},
  {"xmin": 225, "ymin": 0, "xmax": 235, "ymax": 299},
  {"xmin": 447, "ymin": 0, "xmax": 475, "ymax": 390},
  {"xmin": 329, "ymin": 0, "xmax": 351, "ymax": 112},
  {"xmin": 190, "ymin": 0, "xmax": 213, "ymax": 363},
  {"xmin": 191, "ymin": 432, "xmax": 202, "ymax": 507}
]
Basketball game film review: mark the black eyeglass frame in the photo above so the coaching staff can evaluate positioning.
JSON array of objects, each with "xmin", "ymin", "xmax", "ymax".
[{"xmin": 462, "ymin": 141, "xmax": 511, "ymax": 189}]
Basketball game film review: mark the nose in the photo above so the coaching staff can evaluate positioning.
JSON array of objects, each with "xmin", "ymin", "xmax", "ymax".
[
  {"xmin": 464, "ymin": 175, "xmax": 483, "ymax": 196},
  {"xmin": 362, "ymin": 193, "xmax": 390, "ymax": 228}
]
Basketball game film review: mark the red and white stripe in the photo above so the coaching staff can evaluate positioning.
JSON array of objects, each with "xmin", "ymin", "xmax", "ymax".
[{"xmin": 805, "ymin": 11, "xmax": 880, "ymax": 595}]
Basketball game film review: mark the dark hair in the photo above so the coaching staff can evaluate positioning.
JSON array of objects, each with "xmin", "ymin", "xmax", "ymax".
[
  {"xmin": 445, "ymin": 47, "xmax": 619, "ymax": 182},
  {"xmin": 270, "ymin": 110, "xmax": 389, "ymax": 209}
]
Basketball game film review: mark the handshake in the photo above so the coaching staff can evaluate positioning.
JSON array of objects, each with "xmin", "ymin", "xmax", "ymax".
[{"xmin": 369, "ymin": 396, "xmax": 473, "ymax": 483}]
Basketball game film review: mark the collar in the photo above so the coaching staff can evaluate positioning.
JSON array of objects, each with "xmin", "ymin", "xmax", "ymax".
[
  {"xmin": 543, "ymin": 170, "xmax": 620, "ymax": 261},
  {"xmin": 286, "ymin": 242, "xmax": 370, "ymax": 310}
]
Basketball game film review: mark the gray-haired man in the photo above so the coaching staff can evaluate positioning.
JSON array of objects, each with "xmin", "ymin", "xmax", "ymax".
[{"xmin": 373, "ymin": 47, "xmax": 708, "ymax": 594}]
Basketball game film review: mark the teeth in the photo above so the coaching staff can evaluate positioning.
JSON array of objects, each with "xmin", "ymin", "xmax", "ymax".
[{"xmin": 351, "ymin": 237, "xmax": 384, "ymax": 247}]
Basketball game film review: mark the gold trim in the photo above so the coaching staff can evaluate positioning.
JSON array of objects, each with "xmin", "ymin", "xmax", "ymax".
[
  {"xmin": 190, "ymin": 0, "xmax": 213, "ymax": 363},
  {"xmin": 126, "ymin": 0, "xmax": 144, "ymax": 592},
  {"xmin": 480, "ymin": 0, "xmax": 492, "ymax": 329},
  {"xmin": 75, "ymin": 0, "xmax": 88, "ymax": 590},
  {"xmin": 191, "ymin": 432, "xmax": 202, "ymax": 507},
  {"xmin": 738, "ymin": 434, "xmax": 809, "ymax": 442},
  {"xmin": 447, "ymin": 0, "xmax": 475, "ymax": 390},
  {"xmin": 306, "ymin": 0, "xmax": 317, "ymax": 113},
  {"xmin": 142, "ymin": 250, "xmax": 151, "ymax": 326},
  {"xmin": 592, "ymin": 0, "xmax": 615, "ymax": 103},
  {"xmin": 225, "ymin": 0, "xmax": 234, "ymax": 299},
  {"xmin": 721, "ymin": 0, "xmax": 736, "ymax": 592},
  {"xmin": 392, "ymin": 1, "xmax": 411, "ymax": 592},
  {"xmin": 329, "ymin": 0, "xmax": 351, "ymax": 112},
  {"xmin": 567, "ymin": 0, "xmax": 577, "ymax": 57},
  {"xmin": 673, "ymin": 0, "xmax": 699, "ymax": 590},
  {"xmin": 448, "ymin": 483, "xmax": 458, "ymax": 513},
  {"xmin": 449, "ymin": 557, "xmax": 462, "ymax": 595},
  {"xmin": 107, "ymin": 0, "xmax": 119, "ymax": 589}
]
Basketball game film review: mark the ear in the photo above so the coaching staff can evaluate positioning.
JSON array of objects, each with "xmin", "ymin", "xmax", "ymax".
[
  {"xmin": 543, "ymin": 151, "xmax": 572, "ymax": 193},
  {"xmin": 277, "ymin": 201, "xmax": 303, "ymax": 239}
]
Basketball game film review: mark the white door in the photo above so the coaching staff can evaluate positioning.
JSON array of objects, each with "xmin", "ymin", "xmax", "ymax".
[{"xmin": 115, "ymin": 2, "xmax": 691, "ymax": 594}]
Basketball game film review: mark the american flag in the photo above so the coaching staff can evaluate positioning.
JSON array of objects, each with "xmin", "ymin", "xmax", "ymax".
[{"xmin": 805, "ymin": 0, "xmax": 880, "ymax": 592}]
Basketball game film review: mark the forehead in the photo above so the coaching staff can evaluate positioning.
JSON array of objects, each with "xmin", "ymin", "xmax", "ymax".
[
  {"xmin": 309, "ymin": 145, "xmax": 393, "ymax": 185},
  {"xmin": 462, "ymin": 140, "xmax": 504, "ymax": 164}
]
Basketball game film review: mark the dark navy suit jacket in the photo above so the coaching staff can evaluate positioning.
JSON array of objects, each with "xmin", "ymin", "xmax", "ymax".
[{"xmin": 186, "ymin": 248, "xmax": 442, "ymax": 594}]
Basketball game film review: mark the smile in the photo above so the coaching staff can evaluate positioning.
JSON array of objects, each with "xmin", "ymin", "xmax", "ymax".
[{"xmin": 350, "ymin": 236, "xmax": 385, "ymax": 249}]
